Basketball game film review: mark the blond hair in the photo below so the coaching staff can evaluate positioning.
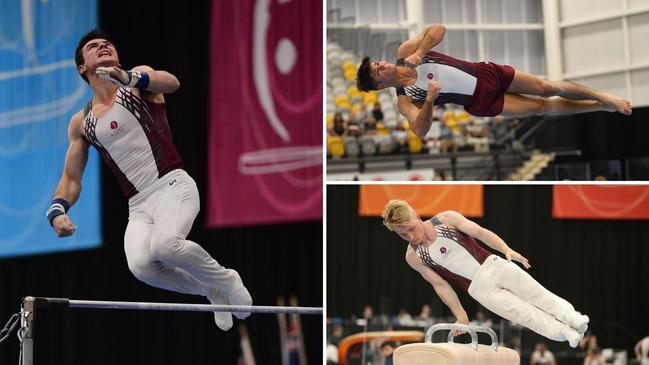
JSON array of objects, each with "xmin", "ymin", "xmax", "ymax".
[{"xmin": 382, "ymin": 199, "xmax": 416, "ymax": 231}]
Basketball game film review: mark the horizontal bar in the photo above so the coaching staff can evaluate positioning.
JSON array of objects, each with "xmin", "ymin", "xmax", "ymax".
[{"xmin": 29, "ymin": 297, "xmax": 322, "ymax": 315}]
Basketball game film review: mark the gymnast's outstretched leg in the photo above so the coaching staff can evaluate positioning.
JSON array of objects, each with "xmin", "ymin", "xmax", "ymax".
[
  {"xmin": 125, "ymin": 171, "xmax": 252, "ymax": 331},
  {"xmin": 506, "ymin": 69, "xmax": 632, "ymax": 115},
  {"xmin": 470, "ymin": 256, "xmax": 588, "ymax": 347}
]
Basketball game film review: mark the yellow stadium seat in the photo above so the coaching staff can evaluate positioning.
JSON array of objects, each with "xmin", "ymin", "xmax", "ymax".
[
  {"xmin": 407, "ymin": 130, "xmax": 422, "ymax": 153},
  {"xmin": 363, "ymin": 91, "xmax": 377, "ymax": 104},
  {"xmin": 376, "ymin": 124, "xmax": 389, "ymax": 136},
  {"xmin": 326, "ymin": 114, "xmax": 334, "ymax": 129},
  {"xmin": 335, "ymin": 95, "xmax": 350, "ymax": 106},
  {"xmin": 457, "ymin": 110, "xmax": 470, "ymax": 122},
  {"xmin": 347, "ymin": 86, "xmax": 362, "ymax": 99},
  {"xmin": 351, "ymin": 103, "xmax": 362, "ymax": 115},
  {"xmin": 344, "ymin": 69, "xmax": 356, "ymax": 81},
  {"xmin": 327, "ymin": 135, "xmax": 345, "ymax": 158},
  {"xmin": 444, "ymin": 112, "xmax": 461, "ymax": 133},
  {"xmin": 342, "ymin": 61, "xmax": 356, "ymax": 71},
  {"xmin": 337, "ymin": 101, "xmax": 351, "ymax": 110}
]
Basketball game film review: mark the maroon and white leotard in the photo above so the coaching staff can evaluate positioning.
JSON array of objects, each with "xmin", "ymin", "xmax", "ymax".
[
  {"xmin": 396, "ymin": 51, "xmax": 515, "ymax": 117},
  {"xmin": 412, "ymin": 217, "xmax": 492, "ymax": 292},
  {"xmin": 82, "ymin": 87, "xmax": 184, "ymax": 199}
]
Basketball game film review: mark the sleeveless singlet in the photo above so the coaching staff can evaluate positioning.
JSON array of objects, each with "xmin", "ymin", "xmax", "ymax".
[
  {"xmin": 413, "ymin": 217, "xmax": 491, "ymax": 291},
  {"xmin": 82, "ymin": 87, "xmax": 184, "ymax": 199},
  {"xmin": 396, "ymin": 51, "xmax": 478, "ymax": 107}
]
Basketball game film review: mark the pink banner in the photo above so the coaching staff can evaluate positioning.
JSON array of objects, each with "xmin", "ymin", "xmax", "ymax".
[{"xmin": 208, "ymin": 0, "xmax": 322, "ymax": 227}]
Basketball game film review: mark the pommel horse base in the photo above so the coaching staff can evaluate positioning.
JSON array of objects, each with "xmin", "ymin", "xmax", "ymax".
[{"xmin": 393, "ymin": 323, "xmax": 520, "ymax": 365}]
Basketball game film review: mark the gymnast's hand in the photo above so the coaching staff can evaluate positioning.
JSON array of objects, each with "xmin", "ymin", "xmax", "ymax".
[
  {"xmin": 451, "ymin": 316, "xmax": 469, "ymax": 337},
  {"xmin": 404, "ymin": 51, "xmax": 423, "ymax": 67},
  {"xmin": 96, "ymin": 66, "xmax": 131, "ymax": 87},
  {"xmin": 426, "ymin": 80, "xmax": 441, "ymax": 103},
  {"xmin": 52, "ymin": 214, "xmax": 76, "ymax": 237},
  {"xmin": 505, "ymin": 249, "xmax": 531, "ymax": 269}
]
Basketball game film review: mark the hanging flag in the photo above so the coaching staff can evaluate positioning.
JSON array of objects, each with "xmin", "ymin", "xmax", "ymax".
[
  {"xmin": 553, "ymin": 185, "xmax": 649, "ymax": 219},
  {"xmin": 207, "ymin": 0, "xmax": 322, "ymax": 227},
  {"xmin": 359, "ymin": 185, "xmax": 484, "ymax": 217},
  {"xmin": 238, "ymin": 324, "xmax": 256, "ymax": 365},
  {"xmin": 277, "ymin": 296, "xmax": 307, "ymax": 365}
]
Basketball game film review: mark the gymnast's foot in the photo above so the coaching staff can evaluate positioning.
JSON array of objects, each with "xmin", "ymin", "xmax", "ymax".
[
  {"xmin": 566, "ymin": 312, "xmax": 589, "ymax": 334},
  {"xmin": 207, "ymin": 287, "xmax": 233, "ymax": 331},
  {"xmin": 576, "ymin": 314, "xmax": 589, "ymax": 334},
  {"xmin": 602, "ymin": 94, "xmax": 632, "ymax": 115},
  {"xmin": 226, "ymin": 271, "xmax": 253, "ymax": 320},
  {"xmin": 563, "ymin": 326, "xmax": 583, "ymax": 348}
]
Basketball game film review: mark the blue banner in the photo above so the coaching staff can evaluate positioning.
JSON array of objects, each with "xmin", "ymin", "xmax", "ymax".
[{"xmin": 0, "ymin": 0, "xmax": 101, "ymax": 258}]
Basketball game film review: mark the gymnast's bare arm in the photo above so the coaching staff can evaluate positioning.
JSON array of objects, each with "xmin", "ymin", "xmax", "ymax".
[
  {"xmin": 97, "ymin": 64, "xmax": 180, "ymax": 103},
  {"xmin": 406, "ymin": 247, "xmax": 469, "ymax": 327},
  {"xmin": 398, "ymin": 24, "xmax": 446, "ymax": 67},
  {"xmin": 437, "ymin": 210, "xmax": 532, "ymax": 269},
  {"xmin": 397, "ymin": 81, "xmax": 441, "ymax": 138},
  {"xmin": 51, "ymin": 111, "xmax": 89, "ymax": 237}
]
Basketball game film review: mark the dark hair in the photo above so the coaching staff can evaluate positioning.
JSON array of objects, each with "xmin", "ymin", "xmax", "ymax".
[
  {"xmin": 75, "ymin": 28, "xmax": 116, "ymax": 83},
  {"xmin": 380, "ymin": 341, "xmax": 397, "ymax": 350},
  {"xmin": 333, "ymin": 112, "xmax": 344, "ymax": 124},
  {"xmin": 356, "ymin": 56, "xmax": 378, "ymax": 92}
]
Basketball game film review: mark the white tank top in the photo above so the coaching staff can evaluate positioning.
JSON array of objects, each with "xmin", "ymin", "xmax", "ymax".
[
  {"xmin": 396, "ymin": 51, "xmax": 478, "ymax": 106},
  {"xmin": 414, "ymin": 218, "xmax": 491, "ymax": 292},
  {"xmin": 420, "ymin": 229, "xmax": 482, "ymax": 280},
  {"xmin": 411, "ymin": 62, "xmax": 477, "ymax": 95},
  {"xmin": 82, "ymin": 87, "xmax": 183, "ymax": 199}
]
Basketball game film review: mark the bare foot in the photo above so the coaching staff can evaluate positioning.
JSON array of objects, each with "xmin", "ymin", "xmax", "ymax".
[{"xmin": 603, "ymin": 94, "xmax": 632, "ymax": 115}]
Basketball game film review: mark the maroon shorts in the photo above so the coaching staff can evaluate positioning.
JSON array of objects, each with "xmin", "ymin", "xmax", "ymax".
[{"xmin": 465, "ymin": 62, "xmax": 515, "ymax": 117}]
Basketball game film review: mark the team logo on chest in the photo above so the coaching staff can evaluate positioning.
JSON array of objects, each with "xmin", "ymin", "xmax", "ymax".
[
  {"xmin": 109, "ymin": 120, "xmax": 124, "ymax": 137},
  {"xmin": 424, "ymin": 63, "xmax": 438, "ymax": 81}
]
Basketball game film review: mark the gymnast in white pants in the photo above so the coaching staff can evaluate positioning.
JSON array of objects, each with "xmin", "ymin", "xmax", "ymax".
[
  {"xmin": 382, "ymin": 200, "xmax": 589, "ymax": 347},
  {"xmin": 124, "ymin": 169, "xmax": 250, "ymax": 331},
  {"xmin": 47, "ymin": 29, "xmax": 250, "ymax": 331}
]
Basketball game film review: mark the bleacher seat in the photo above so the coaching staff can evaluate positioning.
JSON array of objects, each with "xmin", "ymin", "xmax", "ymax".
[
  {"xmin": 327, "ymin": 135, "xmax": 345, "ymax": 158},
  {"xmin": 407, "ymin": 130, "xmax": 423, "ymax": 153},
  {"xmin": 343, "ymin": 136, "xmax": 360, "ymax": 158},
  {"xmin": 326, "ymin": 114, "xmax": 334, "ymax": 129},
  {"xmin": 363, "ymin": 91, "xmax": 377, "ymax": 104},
  {"xmin": 377, "ymin": 135, "xmax": 395, "ymax": 154},
  {"xmin": 359, "ymin": 136, "xmax": 376, "ymax": 156}
]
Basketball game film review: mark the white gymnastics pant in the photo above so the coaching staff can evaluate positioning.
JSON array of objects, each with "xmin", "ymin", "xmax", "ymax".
[
  {"xmin": 468, "ymin": 255, "xmax": 578, "ymax": 342},
  {"xmin": 124, "ymin": 169, "xmax": 240, "ymax": 297}
]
